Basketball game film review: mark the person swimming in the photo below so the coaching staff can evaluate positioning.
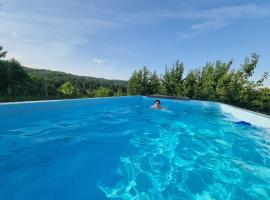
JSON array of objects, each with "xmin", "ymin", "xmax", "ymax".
[
  {"xmin": 151, "ymin": 99, "xmax": 162, "ymax": 109},
  {"xmin": 150, "ymin": 99, "xmax": 170, "ymax": 112}
]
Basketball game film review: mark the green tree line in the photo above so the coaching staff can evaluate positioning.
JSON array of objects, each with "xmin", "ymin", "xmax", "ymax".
[
  {"xmin": 0, "ymin": 46, "xmax": 127, "ymax": 101},
  {"xmin": 1, "ymin": 45, "xmax": 269, "ymax": 114},
  {"xmin": 128, "ymin": 54, "xmax": 270, "ymax": 114}
]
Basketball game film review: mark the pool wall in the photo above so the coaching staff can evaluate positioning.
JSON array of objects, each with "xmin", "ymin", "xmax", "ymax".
[{"xmin": 220, "ymin": 103, "xmax": 270, "ymax": 128}]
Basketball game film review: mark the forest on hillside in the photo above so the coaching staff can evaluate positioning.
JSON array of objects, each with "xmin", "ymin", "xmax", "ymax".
[
  {"xmin": 127, "ymin": 54, "xmax": 270, "ymax": 114},
  {"xmin": 0, "ymin": 45, "xmax": 269, "ymax": 115},
  {"xmin": 0, "ymin": 46, "xmax": 127, "ymax": 102}
]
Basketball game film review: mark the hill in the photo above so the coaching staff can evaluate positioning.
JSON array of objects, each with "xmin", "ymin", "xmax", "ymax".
[
  {"xmin": 0, "ymin": 57, "xmax": 127, "ymax": 102},
  {"xmin": 22, "ymin": 67, "xmax": 127, "ymax": 88}
]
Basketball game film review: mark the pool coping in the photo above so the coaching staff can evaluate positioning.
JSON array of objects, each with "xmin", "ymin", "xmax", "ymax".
[
  {"xmin": 0, "ymin": 95, "xmax": 137, "ymax": 105},
  {"xmin": 147, "ymin": 95, "xmax": 189, "ymax": 100},
  {"xmin": 219, "ymin": 102, "xmax": 270, "ymax": 119},
  {"xmin": 218, "ymin": 103, "xmax": 270, "ymax": 128}
]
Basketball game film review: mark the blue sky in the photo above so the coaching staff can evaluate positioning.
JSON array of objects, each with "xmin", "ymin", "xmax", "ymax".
[{"xmin": 0, "ymin": 0, "xmax": 270, "ymax": 85}]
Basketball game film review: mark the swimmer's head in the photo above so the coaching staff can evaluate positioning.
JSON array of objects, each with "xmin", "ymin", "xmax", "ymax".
[{"xmin": 154, "ymin": 100, "xmax": 161, "ymax": 108}]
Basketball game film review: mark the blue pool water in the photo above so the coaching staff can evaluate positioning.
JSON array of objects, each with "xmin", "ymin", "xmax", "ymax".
[{"xmin": 0, "ymin": 96, "xmax": 270, "ymax": 200}]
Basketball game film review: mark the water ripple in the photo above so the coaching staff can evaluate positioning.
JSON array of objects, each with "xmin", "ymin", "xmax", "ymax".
[{"xmin": 99, "ymin": 109, "xmax": 270, "ymax": 200}]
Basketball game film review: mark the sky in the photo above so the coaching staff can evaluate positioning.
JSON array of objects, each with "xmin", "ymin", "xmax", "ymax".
[{"xmin": 0, "ymin": 0, "xmax": 270, "ymax": 85}]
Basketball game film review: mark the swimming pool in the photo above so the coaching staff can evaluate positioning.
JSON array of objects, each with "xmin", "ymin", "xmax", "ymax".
[{"xmin": 0, "ymin": 96, "xmax": 269, "ymax": 200}]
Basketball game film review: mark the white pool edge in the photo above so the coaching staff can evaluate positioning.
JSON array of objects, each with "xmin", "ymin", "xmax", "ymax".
[
  {"xmin": 219, "ymin": 103, "xmax": 270, "ymax": 128},
  {"xmin": 0, "ymin": 95, "xmax": 138, "ymax": 105}
]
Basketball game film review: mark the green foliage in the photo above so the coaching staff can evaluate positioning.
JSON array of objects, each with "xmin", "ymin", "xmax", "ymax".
[
  {"xmin": 0, "ymin": 46, "xmax": 7, "ymax": 58},
  {"xmin": 114, "ymin": 87, "xmax": 125, "ymax": 96},
  {"xmin": 128, "ymin": 54, "xmax": 270, "ymax": 114},
  {"xmin": 95, "ymin": 87, "xmax": 113, "ymax": 97},
  {"xmin": 1, "ymin": 44, "xmax": 269, "ymax": 114},
  {"xmin": 127, "ymin": 66, "xmax": 160, "ymax": 95},
  {"xmin": 0, "ymin": 59, "xmax": 31, "ymax": 97},
  {"xmin": 241, "ymin": 53, "xmax": 259, "ymax": 79},
  {"xmin": 182, "ymin": 70, "xmax": 197, "ymax": 98},
  {"xmin": 0, "ymin": 46, "xmax": 127, "ymax": 101},
  {"xmin": 162, "ymin": 60, "xmax": 184, "ymax": 96},
  {"xmin": 59, "ymin": 82, "xmax": 77, "ymax": 96},
  {"xmin": 23, "ymin": 67, "xmax": 127, "ymax": 96}
]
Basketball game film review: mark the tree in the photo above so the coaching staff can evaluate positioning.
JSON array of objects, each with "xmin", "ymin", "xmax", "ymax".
[
  {"xmin": 95, "ymin": 87, "xmax": 113, "ymax": 97},
  {"xmin": 148, "ymin": 71, "xmax": 161, "ymax": 95},
  {"xmin": 235, "ymin": 53, "xmax": 260, "ymax": 106},
  {"xmin": 214, "ymin": 61, "xmax": 233, "ymax": 101},
  {"xmin": 0, "ymin": 58, "xmax": 30, "ymax": 96},
  {"xmin": 181, "ymin": 53, "xmax": 269, "ymax": 114},
  {"xmin": 162, "ymin": 60, "xmax": 184, "ymax": 96},
  {"xmin": 183, "ymin": 70, "xmax": 197, "ymax": 98},
  {"xmin": 127, "ymin": 70, "xmax": 143, "ymax": 95},
  {"xmin": 0, "ymin": 46, "xmax": 128, "ymax": 101},
  {"xmin": 59, "ymin": 82, "xmax": 77, "ymax": 96},
  {"xmin": 0, "ymin": 60, "xmax": 8, "ymax": 93},
  {"xmin": 127, "ymin": 66, "xmax": 161, "ymax": 95},
  {"xmin": 253, "ymin": 87, "xmax": 270, "ymax": 113},
  {"xmin": 0, "ymin": 46, "xmax": 269, "ymax": 115},
  {"xmin": 0, "ymin": 46, "xmax": 7, "ymax": 59},
  {"xmin": 114, "ymin": 87, "xmax": 125, "ymax": 96},
  {"xmin": 199, "ymin": 64, "xmax": 214, "ymax": 99},
  {"xmin": 241, "ymin": 53, "xmax": 259, "ymax": 79}
]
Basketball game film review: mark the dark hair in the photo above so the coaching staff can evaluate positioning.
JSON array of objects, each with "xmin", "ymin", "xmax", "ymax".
[{"xmin": 154, "ymin": 100, "xmax": 161, "ymax": 104}]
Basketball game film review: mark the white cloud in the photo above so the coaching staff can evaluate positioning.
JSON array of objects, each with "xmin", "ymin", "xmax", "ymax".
[
  {"xmin": 10, "ymin": 30, "xmax": 19, "ymax": 39},
  {"xmin": 187, "ymin": 4, "xmax": 270, "ymax": 31},
  {"xmin": 191, "ymin": 20, "xmax": 229, "ymax": 31},
  {"xmin": 92, "ymin": 59, "xmax": 105, "ymax": 64},
  {"xmin": 178, "ymin": 32, "xmax": 193, "ymax": 40},
  {"xmin": 169, "ymin": 4, "xmax": 270, "ymax": 40},
  {"xmin": 1, "ymin": 1, "xmax": 270, "ymax": 80},
  {"xmin": 132, "ymin": 4, "xmax": 270, "ymax": 32}
]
